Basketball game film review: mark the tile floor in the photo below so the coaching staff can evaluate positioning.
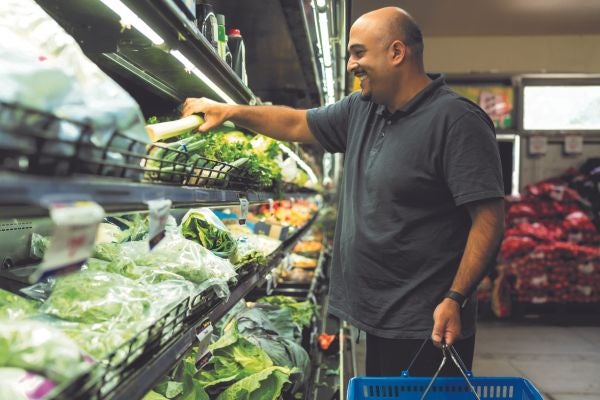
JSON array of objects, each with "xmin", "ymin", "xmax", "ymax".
[{"xmin": 352, "ymin": 320, "xmax": 600, "ymax": 399}]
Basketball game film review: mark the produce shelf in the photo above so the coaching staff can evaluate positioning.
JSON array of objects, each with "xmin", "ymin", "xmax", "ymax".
[
  {"xmin": 73, "ymin": 211, "xmax": 319, "ymax": 400},
  {"xmin": 0, "ymin": 172, "xmax": 318, "ymax": 218}
]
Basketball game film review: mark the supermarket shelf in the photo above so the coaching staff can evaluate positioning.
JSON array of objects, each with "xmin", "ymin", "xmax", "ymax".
[
  {"xmin": 36, "ymin": 0, "xmax": 256, "ymax": 105},
  {"xmin": 0, "ymin": 173, "xmax": 317, "ymax": 218},
  {"xmin": 107, "ymin": 211, "xmax": 318, "ymax": 400}
]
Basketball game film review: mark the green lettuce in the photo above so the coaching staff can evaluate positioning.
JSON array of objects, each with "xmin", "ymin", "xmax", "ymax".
[
  {"xmin": 41, "ymin": 270, "xmax": 152, "ymax": 324},
  {"xmin": 180, "ymin": 209, "xmax": 237, "ymax": 259},
  {"xmin": 0, "ymin": 289, "xmax": 38, "ymax": 320},
  {"xmin": 216, "ymin": 366, "xmax": 290, "ymax": 400},
  {"xmin": 256, "ymin": 296, "xmax": 314, "ymax": 328},
  {"xmin": 0, "ymin": 320, "xmax": 87, "ymax": 383}
]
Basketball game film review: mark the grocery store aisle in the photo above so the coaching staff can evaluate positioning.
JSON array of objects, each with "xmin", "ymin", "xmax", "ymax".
[{"xmin": 352, "ymin": 321, "xmax": 600, "ymax": 399}]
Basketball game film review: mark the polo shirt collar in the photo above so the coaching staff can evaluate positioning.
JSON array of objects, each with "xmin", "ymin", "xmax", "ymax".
[{"xmin": 376, "ymin": 73, "xmax": 445, "ymax": 117}]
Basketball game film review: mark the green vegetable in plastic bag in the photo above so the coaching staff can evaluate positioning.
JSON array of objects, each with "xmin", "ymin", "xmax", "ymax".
[
  {"xmin": 180, "ymin": 208, "xmax": 237, "ymax": 259},
  {"xmin": 0, "ymin": 289, "xmax": 38, "ymax": 320},
  {"xmin": 29, "ymin": 233, "xmax": 50, "ymax": 259},
  {"xmin": 0, "ymin": 320, "xmax": 87, "ymax": 383},
  {"xmin": 41, "ymin": 270, "xmax": 152, "ymax": 324}
]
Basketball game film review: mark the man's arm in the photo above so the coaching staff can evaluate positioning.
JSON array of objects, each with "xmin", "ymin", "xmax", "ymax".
[
  {"xmin": 182, "ymin": 97, "xmax": 318, "ymax": 144},
  {"xmin": 431, "ymin": 197, "xmax": 505, "ymax": 346}
]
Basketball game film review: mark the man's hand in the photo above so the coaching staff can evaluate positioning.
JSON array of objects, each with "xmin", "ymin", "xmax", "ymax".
[
  {"xmin": 431, "ymin": 298, "xmax": 462, "ymax": 347},
  {"xmin": 182, "ymin": 97, "xmax": 232, "ymax": 132}
]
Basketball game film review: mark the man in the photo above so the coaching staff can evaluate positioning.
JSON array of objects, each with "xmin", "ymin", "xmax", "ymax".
[{"xmin": 182, "ymin": 7, "xmax": 505, "ymax": 376}]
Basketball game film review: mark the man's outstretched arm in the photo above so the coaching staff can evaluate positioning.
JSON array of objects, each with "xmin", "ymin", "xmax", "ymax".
[{"xmin": 182, "ymin": 97, "xmax": 318, "ymax": 144}]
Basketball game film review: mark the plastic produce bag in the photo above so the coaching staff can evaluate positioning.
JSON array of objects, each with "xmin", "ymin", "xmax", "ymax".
[
  {"xmin": 0, "ymin": 367, "xmax": 56, "ymax": 400},
  {"xmin": 231, "ymin": 237, "xmax": 267, "ymax": 270},
  {"xmin": 0, "ymin": 0, "xmax": 148, "ymax": 178},
  {"xmin": 0, "ymin": 289, "xmax": 39, "ymax": 320},
  {"xmin": 0, "ymin": 320, "xmax": 87, "ymax": 383},
  {"xmin": 181, "ymin": 208, "xmax": 237, "ymax": 258},
  {"xmin": 91, "ymin": 235, "xmax": 236, "ymax": 297},
  {"xmin": 40, "ymin": 270, "xmax": 153, "ymax": 324},
  {"xmin": 29, "ymin": 233, "xmax": 50, "ymax": 259}
]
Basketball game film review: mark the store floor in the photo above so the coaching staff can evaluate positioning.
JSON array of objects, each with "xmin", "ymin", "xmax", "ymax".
[{"xmin": 353, "ymin": 321, "xmax": 600, "ymax": 399}]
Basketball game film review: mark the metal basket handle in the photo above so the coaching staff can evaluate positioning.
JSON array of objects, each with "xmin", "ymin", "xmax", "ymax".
[{"xmin": 419, "ymin": 344, "xmax": 481, "ymax": 400}]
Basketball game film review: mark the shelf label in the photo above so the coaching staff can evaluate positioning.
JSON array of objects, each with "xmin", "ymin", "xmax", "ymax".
[
  {"xmin": 284, "ymin": 255, "xmax": 292, "ymax": 272},
  {"xmin": 528, "ymin": 135, "xmax": 547, "ymax": 155},
  {"xmin": 32, "ymin": 201, "xmax": 104, "ymax": 282},
  {"xmin": 271, "ymin": 267, "xmax": 278, "ymax": 289},
  {"xmin": 265, "ymin": 272, "xmax": 274, "ymax": 295},
  {"xmin": 147, "ymin": 199, "xmax": 172, "ymax": 250},
  {"xmin": 239, "ymin": 197, "xmax": 249, "ymax": 225},
  {"xmin": 268, "ymin": 198, "xmax": 274, "ymax": 216},
  {"xmin": 195, "ymin": 318, "xmax": 214, "ymax": 369},
  {"xmin": 564, "ymin": 135, "xmax": 583, "ymax": 155}
]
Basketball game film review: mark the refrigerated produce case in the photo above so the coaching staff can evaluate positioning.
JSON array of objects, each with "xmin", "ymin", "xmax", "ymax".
[{"xmin": 0, "ymin": 1, "xmax": 345, "ymax": 399}]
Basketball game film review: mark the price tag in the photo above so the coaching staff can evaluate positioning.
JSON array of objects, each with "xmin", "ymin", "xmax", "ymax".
[
  {"xmin": 564, "ymin": 135, "xmax": 583, "ymax": 155},
  {"xmin": 290, "ymin": 197, "xmax": 296, "ymax": 206},
  {"xmin": 271, "ymin": 268, "xmax": 278, "ymax": 289},
  {"xmin": 195, "ymin": 318, "xmax": 214, "ymax": 369},
  {"xmin": 285, "ymin": 255, "xmax": 292, "ymax": 272},
  {"xmin": 147, "ymin": 199, "xmax": 172, "ymax": 250},
  {"xmin": 239, "ymin": 197, "xmax": 249, "ymax": 225},
  {"xmin": 32, "ymin": 201, "xmax": 104, "ymax": 282},
  {"xmin": 265, "ymin": 273, "xmax": 274, "ymax": 295},
  {"xmin": 268, "ymin": 198, "xmax": 274, "ymax": 216}
]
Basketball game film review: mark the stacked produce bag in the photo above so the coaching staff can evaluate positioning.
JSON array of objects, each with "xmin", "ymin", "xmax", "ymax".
[{"xmin": 500, "ymin": 169, "xmax": 600, "ymax": 306}]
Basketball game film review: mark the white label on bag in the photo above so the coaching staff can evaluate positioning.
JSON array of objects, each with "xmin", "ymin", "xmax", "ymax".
[
  {"xmin": 32, "ymin": 201, "xmax": 104, "ymax": 282},
  {"xmin": 239, "ymin": 197, "xmax": 249, "ymax": 225},
  {"xmin": 195, "ymin": 318, "xmax": 214, "ymax": 369},
  {"xmin": 147, "ymin": 199, "xmax": 172, "ymax": 250}
]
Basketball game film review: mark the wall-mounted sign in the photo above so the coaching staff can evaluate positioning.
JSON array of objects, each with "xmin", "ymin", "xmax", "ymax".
[
  {"xmin": 528, "ymin": 135, "xmax": 547, "ymax": 155},
  {"xmin": 564, "ymin": 135, "xmax": 583, "ymax": 155}
]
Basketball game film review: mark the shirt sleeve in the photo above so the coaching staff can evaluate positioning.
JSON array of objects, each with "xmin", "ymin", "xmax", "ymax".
[
  {"xmin": 306, "ymin": 94, "xmax": 354, "ymax": 153},
  {"xmin": 443, "ymin": 109, "xmax": 505, "ymax": 206}
]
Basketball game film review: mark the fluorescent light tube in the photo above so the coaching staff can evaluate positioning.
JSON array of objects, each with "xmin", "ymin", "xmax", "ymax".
[
  {"xmin": 170, "ymin": 50, "xmax": 237, "ymax": 104},
  {"xmin": 99, "ymin": 0, "xmax": 164, "ymax": 45}
]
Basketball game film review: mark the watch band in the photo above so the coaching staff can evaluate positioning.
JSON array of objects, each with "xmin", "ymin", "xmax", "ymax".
[{"xmin": 444, "ymin": 290, "xmax": 468, "ymax": 309}]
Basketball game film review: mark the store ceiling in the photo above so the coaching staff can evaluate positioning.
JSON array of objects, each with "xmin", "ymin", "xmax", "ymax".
[{"xmin": 351, "ymin": 0, "xmax": 600, "ymax": 36}]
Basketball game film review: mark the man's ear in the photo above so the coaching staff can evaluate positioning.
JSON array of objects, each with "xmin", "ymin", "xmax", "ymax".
[{"xmin": 390, "ymin": 40, "xmax": 407, "ymax": 65}]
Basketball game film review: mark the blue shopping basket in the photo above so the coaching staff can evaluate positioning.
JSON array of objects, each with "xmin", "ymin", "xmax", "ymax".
[{"xmin": 347, "ymin": 343, "xmax": 544, "ymax": 400}]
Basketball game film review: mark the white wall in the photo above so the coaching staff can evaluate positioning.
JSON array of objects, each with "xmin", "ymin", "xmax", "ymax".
[{"xmin": 425, "ymin": 35, "xmax": 600, "ymax": 74}]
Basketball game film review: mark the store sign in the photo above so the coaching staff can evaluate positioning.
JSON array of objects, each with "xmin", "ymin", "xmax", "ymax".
[
  {"xmin": 528, "ymin": 135, "xmax": 547, "ymax": 155},
  {"xmin": 564, "ymin": 135, "xmax": 583, "ymax": 155}
]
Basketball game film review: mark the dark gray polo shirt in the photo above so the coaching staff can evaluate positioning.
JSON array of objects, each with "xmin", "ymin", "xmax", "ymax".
[{"xmin": 306, "ymin": 74, "xmax": 504, "ymax": 339}]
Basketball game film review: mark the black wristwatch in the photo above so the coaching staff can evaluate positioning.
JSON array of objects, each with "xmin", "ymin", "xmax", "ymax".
[{"xmin": 443, "ymin": 290, "xmax": 468, "ymax": 309}]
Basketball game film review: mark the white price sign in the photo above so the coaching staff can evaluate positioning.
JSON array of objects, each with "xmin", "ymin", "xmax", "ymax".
[
  {"xmin": 147, "ymin": 199, "xmax": 172, "ymax": 250},
  {"xmin": 195, "ymin": 318, "xmax": 214, "ymax": 369},
  {"xmin": 33, "ymin": 201, "xmax": 104, "ymax": 282},
  {"xmin": 239, "ymin": 197, "xmax": 249, "ymax": 225}
]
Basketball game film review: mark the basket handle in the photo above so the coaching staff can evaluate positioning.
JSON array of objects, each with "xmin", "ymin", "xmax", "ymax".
[{"xmin": 419, "ymin": 344, "xmax": 481, "ymax": 400}]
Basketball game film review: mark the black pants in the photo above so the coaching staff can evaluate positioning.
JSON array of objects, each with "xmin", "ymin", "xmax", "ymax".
[{"xmin": 366, "ymin": 334, "xmax": 475, "ymax": 377}]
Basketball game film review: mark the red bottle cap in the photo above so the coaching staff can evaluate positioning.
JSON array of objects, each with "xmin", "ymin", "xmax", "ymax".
[{"xmin": 228, "ymin": 28, "xmax": 241, "ymax": 35}]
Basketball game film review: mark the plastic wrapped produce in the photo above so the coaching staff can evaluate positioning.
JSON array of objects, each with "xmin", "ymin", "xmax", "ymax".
[
  {"xmin": 0, "ymin": 289, "xmax": 39, "ymax": 320},
  {"xmin": 0, "ymin": 367, "xmax": 56, "ymax": 400},
  {"xmin": 91, "ymin": 235, "xmax": 236, "ymax": 298},
  {"xmin": 40, "ymin": 270, "xmax": 152, "ymax": 324},
  {"xmin": 0, "ymin": 320, "xmax": 87, "ymax": 383},
  {"xmin": 180, "ymin": 208, "xmax": 237, "ymax": 259}
]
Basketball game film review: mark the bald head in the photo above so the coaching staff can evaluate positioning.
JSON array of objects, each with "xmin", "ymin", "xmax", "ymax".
[{"xmin": 354, "ymin": 7, "xmax": 424, "ymax": 63}]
